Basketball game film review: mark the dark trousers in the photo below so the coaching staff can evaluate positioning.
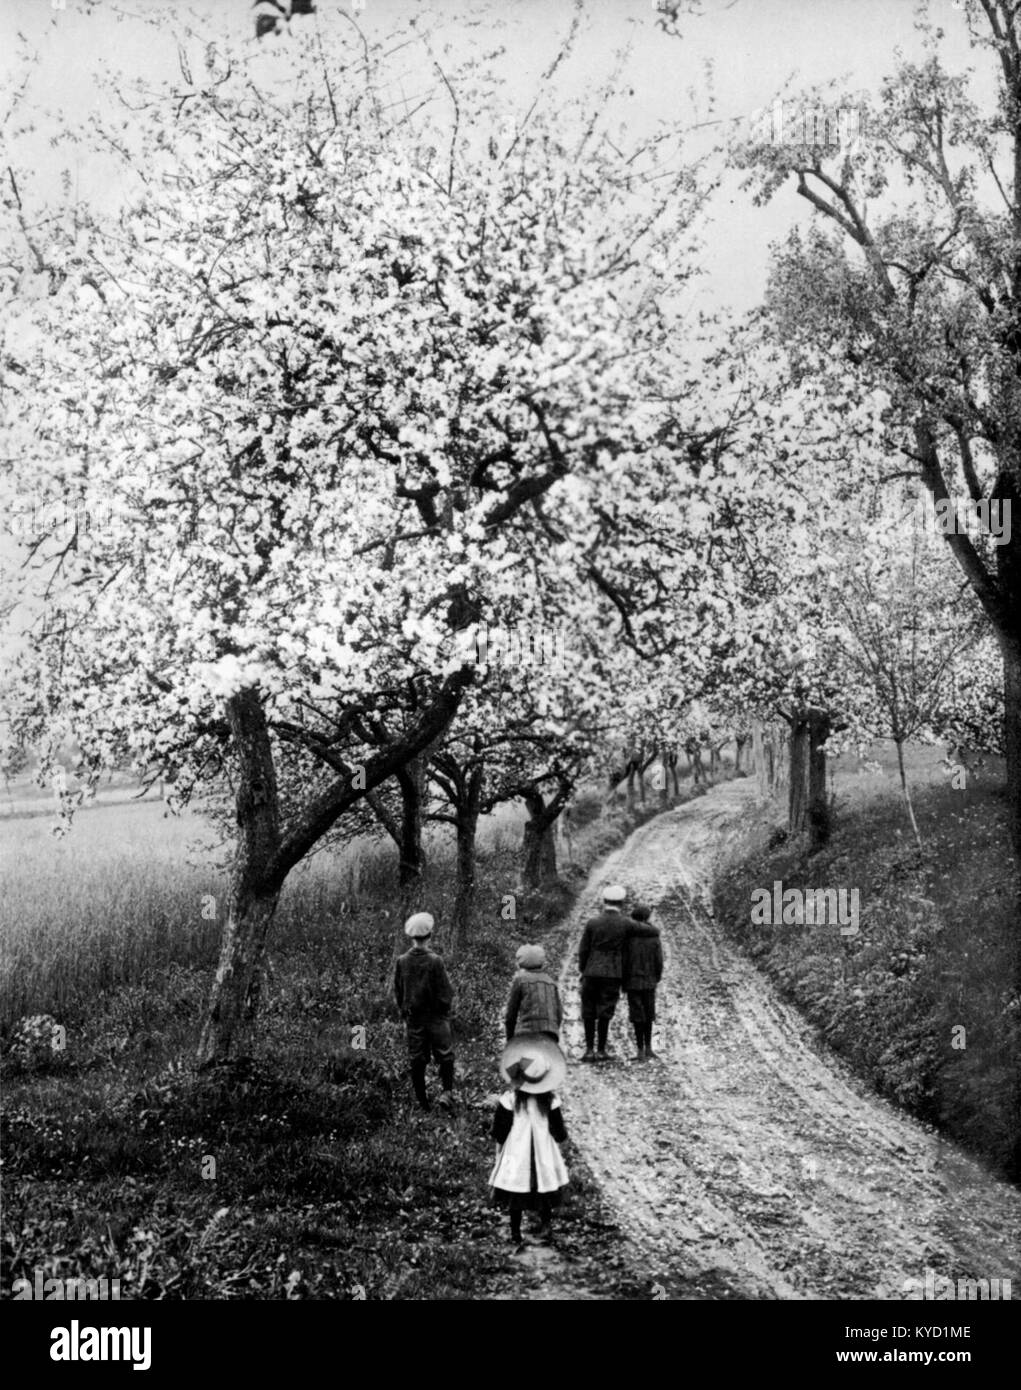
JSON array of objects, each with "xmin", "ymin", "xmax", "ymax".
[
  {"xmin": 580, "ymin": 977, "xmax": 620, "ymax": 1021},
  {"xmin": 405, "ymin": 1017, "xmax": 454, "ymax": 1107},
  {"xmin": 626, "ymin": 988, "xmax": 656, "ymax": 1025},
  {"xmin": 405, "ymin": 1017, "xmax": 454, "ymax": 1063},
  {"xmin": 627, "ymin": 989, "xmax": 657, "ymax": 1052},
  {"xmin": 581, "ymin": 977, "xmax": 620, "ymax": 1052}
]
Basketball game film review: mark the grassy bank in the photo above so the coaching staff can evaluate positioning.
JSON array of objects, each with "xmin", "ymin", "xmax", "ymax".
[
  {"xmin": 1, "ymin": 781, "xmax": 712, "ymax": 1300},
  {"xmin": 712, "ymin": 746, "xmax": 1021, "ymax": 1182}
]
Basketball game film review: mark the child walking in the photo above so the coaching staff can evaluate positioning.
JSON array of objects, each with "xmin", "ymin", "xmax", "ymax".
[
  {"xmin": 394, "ymin": 911, "xmax": 456, "ymax": 1110},
  {"xmin": 622, "ymin": 902, "xmax": 663, "ymax": 1061},
  {"xmin": 504, "ymin": 944, "xmax": 563, "ymax": 1042},
  {"xmin": 489, "ymin": 1034, "xmax": 569, "ymax": 1246}
]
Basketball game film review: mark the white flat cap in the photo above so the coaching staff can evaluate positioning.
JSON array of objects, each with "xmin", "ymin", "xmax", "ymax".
[{"xmin": 404, "ymin": 912, "xmax": 435, "ymax": 938}]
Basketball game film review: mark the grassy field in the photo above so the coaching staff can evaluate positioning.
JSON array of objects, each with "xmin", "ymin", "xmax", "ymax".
[
  {"xmin": 1, "ymin": 800, "xmax": 223, "ymax": 1031},
  {"xmin": 714, "ymin": 741, "xmax": 1021, "ymax": 1181},
  {"xmin": 0, "ymin": 781, "xmax": 696, "ymax": 1300},
  {"xmin": 3, "ymin": 742, "xmax": 1017, "ymax": 1300},
  {"xmin": 0, "ymin": 797, "xmax": 529, "ymax": 1033}
]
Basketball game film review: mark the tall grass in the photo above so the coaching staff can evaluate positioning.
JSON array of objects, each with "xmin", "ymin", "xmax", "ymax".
[
  {"xmin": 0, "ymin": 797, "xmax": 529, "ymax": 1033},
  {"xmin": 1, "ymin": 803, "xmax": 216, "ymax": 1031},
  {"xmin": 0, "ymin": 785, "xmax": 649, "ymax": 1301}
]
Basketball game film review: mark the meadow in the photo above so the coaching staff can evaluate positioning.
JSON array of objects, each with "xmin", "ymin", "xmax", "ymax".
[
  {"xmin": 2, "ymin": 745, "xmax": 1018, "ymax": 1301},
  {"xmin": 0, "ymin": 795, "xmax": 525, "ymax": 1034},
  {"xmin": 0, "ymin": 781, "xmax": 677, "ymax": 1300}
]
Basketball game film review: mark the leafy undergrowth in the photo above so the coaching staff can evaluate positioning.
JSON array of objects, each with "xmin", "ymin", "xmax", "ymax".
[
  {"xmin": 2, "ymin": 1056, "xmax": 639, "ymax": 1299},
  {"xmin": 1, "ymin": 778, "xmax": 720, "ymax": 1301},
  {"xmin": 713, "ymin": 769, "xmax": 1021, "ymax": 1182}
]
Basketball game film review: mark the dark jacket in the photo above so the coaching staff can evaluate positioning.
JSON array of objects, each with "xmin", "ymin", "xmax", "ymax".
[
  {"xmin": 505, "ymin": 969, "xmax": 563, "ymax": 1040},
  {"xmin": 578, "ymin": 909, "xmax": 631, "ymax": 980},
  {"xmin": 394, "ymin": 947, "xmax": 453, "ymax": 1021},
  {"xmin": 623, "ymin": 921, "xmax": 663, "ymax": 990}
]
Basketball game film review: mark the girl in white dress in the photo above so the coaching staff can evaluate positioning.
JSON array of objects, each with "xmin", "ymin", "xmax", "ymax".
[{"xmin": 489, "ymin": 1034, "xmax": 569, "ymax": 1246}]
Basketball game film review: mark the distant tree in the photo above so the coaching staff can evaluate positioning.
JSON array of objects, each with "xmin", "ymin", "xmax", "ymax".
[{"xmin": 734, "ymin": 2, "xmax": 1021, "ymax": 867}]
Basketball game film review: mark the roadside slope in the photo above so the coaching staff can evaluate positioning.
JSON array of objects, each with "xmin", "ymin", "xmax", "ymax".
[{"xmin": 556, "ymin": 780, "xmax": 1021, "ymax": 1300}]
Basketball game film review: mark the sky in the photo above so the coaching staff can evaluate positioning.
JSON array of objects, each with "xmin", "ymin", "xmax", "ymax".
[{"xmin": 0, "ymin": 0, "xmax": 985, "ymax": 318}]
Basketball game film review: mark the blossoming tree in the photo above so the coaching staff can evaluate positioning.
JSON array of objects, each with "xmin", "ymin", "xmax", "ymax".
[{"xmin": 0, "ymin": 20, "xmax": 712, "ymax": 1063}]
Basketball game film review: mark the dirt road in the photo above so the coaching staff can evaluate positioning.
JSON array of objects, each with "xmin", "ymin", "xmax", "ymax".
[{"xmin": 538, "ymin": 779, "xmax": 1021, "ymax": 1300}]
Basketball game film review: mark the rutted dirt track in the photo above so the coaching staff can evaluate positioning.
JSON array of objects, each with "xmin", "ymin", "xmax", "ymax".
[{"xmin": 547, "ymin": 780, "xmax": 1021, "ymax": 1300}]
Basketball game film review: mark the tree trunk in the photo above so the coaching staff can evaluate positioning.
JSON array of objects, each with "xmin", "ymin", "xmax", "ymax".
[
  {"xmin": 807, "ymin": 709, "xmax": 832, "ymax": 851},
  {"xmin": 992, "ymin": 480, "xmax": 1021, "ymax": 1181},
  {"xmin": 686, "ymin": 740, "xmax": 704, "ymax": 786},
  {"xmin": 396, "ymin": 755, "xmax": 427, "ymax": 919},
  {"xmin": 197, "ymin": 883, "xmax": 280, "ymax": 1069},
  {"xmin": 753, "ymin": 718, "xmax": 785, "ymax": 797},
  {"xmin": 604, "ymin": 754, "xmax": 626, "ymax": 811},
  {"xmin": 735, "ymin": 734, "xmax": 751, "ymax": 775},
  {"xmin": 751, "ymin": 719, "xmax": 766, "ymax": 791},
  {"xmin": 999, "ymin": 630, "xmax": 1021, "ymax": 866},
  {"xmin": 990, "ymin": 467, "xmax": 1021, "ymax": 866},
  {"xmin": 625, "ymin": 762, "xmax": 637, "ymax": 810},
  {"xmin": 667, "ymin": 750, "xmax": 681, "ymax": 797},
  {"xmin": 451, "ymin": 763, "xmax": 483, "ymax": 953},
  {"xmin": 522, "ymin": 789, "xmax": 558, "ymax": 889},
  {"xmin": 894, "ymin": 735, "xmax": 923, "ymax": 852},
  {"xmin": 999, "ymin": 634, "xmax": 1021, "ymax": 1161},
  {"xmin": 198, "ymin": 667, "xmax": 473, "ymax": 1065},
  {"xmin": 788, "ymin": 717, "xmax": 809, "ymax": 835},
  {"xmin": 198, "ymin": 688, "xmax": 282, "ymax": 1069},
  {"xmin": 555, "ymin": 798, "xmax": 575, "ymax": 862},
  {"xmin": 788, "ymin": 707, "xmax": 831, "ymax": 848}
]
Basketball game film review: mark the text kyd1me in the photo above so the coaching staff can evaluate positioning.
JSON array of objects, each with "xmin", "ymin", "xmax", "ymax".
[{"xmin": 845, "ymin": 1326, "xmax": 972, "ymax": 1337}]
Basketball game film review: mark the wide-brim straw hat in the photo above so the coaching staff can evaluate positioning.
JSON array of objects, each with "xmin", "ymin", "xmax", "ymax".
[{"xmin": 499, "ymin": 1034, "xmax": 567, "ymax": 1094}]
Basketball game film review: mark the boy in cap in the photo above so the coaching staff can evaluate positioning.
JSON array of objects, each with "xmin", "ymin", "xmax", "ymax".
[
  {"xmin": 504, "ymin": 944, "xmax": 563, "ymax": 1042},
  {"xmin": 622, "ymin": 903, "xmax": 664, "ymax": 1061},
  {"xmin": 577, "ymin": 884, "xmax": 632, "ymax": 1062},
  {"xmin": 394, "ymin": 912, "xmax": 455, "ymax": 1110}
]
